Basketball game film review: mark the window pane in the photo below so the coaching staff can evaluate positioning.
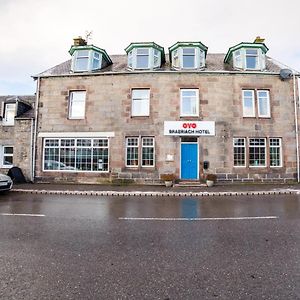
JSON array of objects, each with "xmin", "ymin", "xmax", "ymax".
[
  {"xmin": 4, "ymin": 147, "xmax": 13, "ymax": 154},
  {"xmin": 249, "ymin": 138, "xmax": 266, "ymax": 166},
  {"xmin": 142, "ymin": 137, "xmax": 154, "ymax": 166},
  {"xmin": 132, "ymin": 89, "xmax": 150, "ymax": 116},
  {"xmin": 181, "ymin": 90, "xmax": 198, "ymax": 116},
  {"xmin": 126, "ymin": 137, "xmax": 139, "ymax": 166},
  {"xmin": 77, "ymin": 50, "xmax": 89, "ymax": 57},
  {"xmin": 137, "ymin": 48, "xmax": 149, "ymax": 55},
  {"xmin": 258, "ymin": 90, "xmax": 270, "ymax": 117},
  {"xmin": 270, "ymin": 138, "xmax": 281, "ymax": 167},
  {"xmin": 76, "ymin": 148, "xmax": 92, "ymax": 171},
  {"xmin": 3, "ymin": 156, "xmax": 13, "ymax": 165},
  {"xmin": 93, "ymin": 148, "xmax": 108, "ymax": 171},
  {"xmin": 44, "ymin": 148, "xmax": 59, "ymax": 170},
  {"xmin": 233, "ymin": 138, "xmax": 245, "ymax": 166},
  {"xmin": 132, "ymin": 89, "xmax": 150, "ymax": 99},
  {"xmin": 44, "ymin": 138, "xmax": 109, "ymax": 172},
  {"xmin": 182, "ymin": 55, "xmax": 195, "ymax": 68},
  {"xmin": 183, "ymin": 48, "xmax": 195, "ymax": 54},
  {"xmin": 246, "ymin": 56, "xmax": 258, "ymax": 69},
  {"xmin": 69, "ymin": 91, "xmax": 86, "ymax": 119},
  {"xmin": 246, "ymin": 49, "xmax": 258, "ymax": 55},
  {"xmin": 243, "ymin": 90, "xmax": 254, "ymax": 117},
  {"xmin": 75, "ymin": 58, "xmax": 89, "ymax": 71},
  {"xmin": 136, "ymin": 55, "xmax": 149, "ymax": 68}
]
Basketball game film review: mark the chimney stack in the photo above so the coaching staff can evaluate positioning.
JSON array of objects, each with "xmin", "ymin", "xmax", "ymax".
[
  {"xmin": 73, "ymin": 36, "xmax": 87, "ymax": 46},
  {"xmin": 254, "ymin": 36, "xmax": 265, "ymax": 44}
]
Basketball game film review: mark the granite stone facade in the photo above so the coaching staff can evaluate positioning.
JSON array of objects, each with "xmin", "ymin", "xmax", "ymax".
[
  {"xmin": 34, "ymin": 71, "xmax": 298, "ymax": 184},
  {"xmin": 0, "ymin": 96, "xmax": 35, "ymax": 181}
]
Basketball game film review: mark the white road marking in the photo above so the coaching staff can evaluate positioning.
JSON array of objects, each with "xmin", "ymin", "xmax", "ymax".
[
  {"xmin": 0, "ymin": 213, "xmax": 46, "ymax": 217},
  {"xmin": 119, "ymin": 216, "xmax": 278, "ymax": 221}
]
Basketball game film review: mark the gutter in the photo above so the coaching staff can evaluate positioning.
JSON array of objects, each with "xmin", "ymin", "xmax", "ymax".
[{"xmin": 294, "ymin": 72, "xmax": 300, "ymax": 182}]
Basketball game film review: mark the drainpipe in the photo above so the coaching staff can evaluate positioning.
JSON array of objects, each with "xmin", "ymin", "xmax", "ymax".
[
  {"xmin": 293, "ymin": 72, "xmax": 300, "ymax": 182},
  {"xmin": 29, "ymin": 118, "xmax": 34, "ymax": 182},
  {"xmin": 32, "ymin": 77, "xmax": 41, "ymax": 182}
]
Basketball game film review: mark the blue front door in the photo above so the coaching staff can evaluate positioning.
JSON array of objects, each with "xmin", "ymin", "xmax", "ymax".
[{"xmin": 181, "ymin": 143, "xmax": 198, "ymax": 180}]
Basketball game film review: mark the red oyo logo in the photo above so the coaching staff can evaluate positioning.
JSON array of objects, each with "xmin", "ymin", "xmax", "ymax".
[{"xmin": 182, "ymin": 123, "xmax": 197, "ymax": 129}]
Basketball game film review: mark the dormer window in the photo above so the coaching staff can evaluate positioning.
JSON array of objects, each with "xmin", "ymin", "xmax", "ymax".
[
  {"xmin": 169, "ymin": 42, "xmax": 208, "ymax": 70},
  {"xmin": 2, "ymin": 103, "xmax": 16, "ymax": 126},
  {"xmin": 69, "ymin": 39, "xmax": 112, "ymax": 73},
  {"xmin": 125, "ymin": 43, "xmax": 165, "ymax": 70},
  {"xmin": 225, "ymin": 41, "xmax": 268, "ymax": 71}
]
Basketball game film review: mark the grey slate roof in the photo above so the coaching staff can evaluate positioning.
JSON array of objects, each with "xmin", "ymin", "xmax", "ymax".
[
  {"xmin": 36, "ymin": 53, "xmax": 282, "ymax": 77},
  {"xmin": 0, "ymin": 95, "xmax": 35, "ymax": 119}
]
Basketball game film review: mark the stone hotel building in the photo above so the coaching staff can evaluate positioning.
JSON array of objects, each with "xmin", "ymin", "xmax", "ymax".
[{"xmin": 32, "ymin": 37, "xmax": 299, "ymax": 184}]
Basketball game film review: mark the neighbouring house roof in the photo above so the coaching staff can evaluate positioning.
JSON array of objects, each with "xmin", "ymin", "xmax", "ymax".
[
  {"xmin": 35, "ymin": 53, "xmax": 284, "ymax": 78},
  {"xmin": 0, "ymin": 95, "xmax": 35, "ymax": 119}
]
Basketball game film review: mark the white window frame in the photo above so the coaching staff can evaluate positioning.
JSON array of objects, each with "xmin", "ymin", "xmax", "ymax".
[
  {"xmin": 257, "ymin": 90, "xmax": 270, "ymax": 118},
  {"xmin": 125, "ymin": 137, "xmax": 139, "ymax": 167},
  {"xmin": 68, "ymin": 91, "xmax": 86, "ymax": 119},
  {"xmin": 233, "ymin": 138, "xmax": 246, "ymax": 167},
  {"xmin": 182, "ymin": 47, "xmax": 196, "ymax": 69},
  {"xmin": 2, "ymin": 103, "xmax": 16, "ymax": 126},
  {"xmin": 92, "ymin": 52, "xmax": 100, "ymax": 70},
  {"xmin": 180, "ymin": 89, "xmax": 199, "ymax": 117},
  {"xmin": 43, "ymin": 138, "xmax": 109, "ymax": 173},
  {"xmin": 136, "ymin": 48, "xmax": 150, "ymax": 69},
  {"xmin": 245, "ymin": 48, "xmax": 259, "ymax": 70},
  {"xmin": 1, "ymin": 146, "xmax": 13, "ymax": 168},
  {"xmin": 249, "ymin": 138, "xmax": 266, "ymax": 167},
  {"xmin": 74, "ymin": 50, "xmax": 90, "ymax": 72},
  {"xmin": 128, "ymin": 48, "xmax": 161, "ymax": 70},
  {"xmin": 141, "ymin": 137, "xmax": 155, "ymax": 167},
  {"xmin": 242, "ymin": 90, "xmax": 255, "ymax": 117},
  {"xmin": 73, "ymin": 50, "xmax": 102, "ymax": 72},
  {"xmin": 125, "ymin": 137, "xmax": 155, "ymax": 168},
  {"xmin": 233, "ymin": 48, "xmax": 265, "ymax": 71},
  {"xmin": 269, "ymin": 138, "xmax": 282, "ymax": 168},
  {"xmin": 172, "ymin": 47, "xmax": 205, "ymax": 69},
  {"xmin": 131, "ymin": 89, "xmax": 150, "ymax": 117}
]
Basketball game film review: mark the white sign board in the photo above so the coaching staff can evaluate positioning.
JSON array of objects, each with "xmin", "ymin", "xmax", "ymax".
[{"xmin": 164, "ymin": 121, "xmax": 215, "ymax": 136}]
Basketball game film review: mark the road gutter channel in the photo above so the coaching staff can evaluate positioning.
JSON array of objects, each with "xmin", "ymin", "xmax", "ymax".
[
  {"xmin": 119, "ymin": 216, "xmax": 279, "ymax": 221},
  {"xmin": 11, "ymin": 188, "xmax": 300, "ymax": 197}
]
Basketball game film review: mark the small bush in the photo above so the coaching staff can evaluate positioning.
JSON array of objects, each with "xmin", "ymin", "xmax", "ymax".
[
  {"xmin": 160, "ymin": 173, "xmax": 175, "ymax": 181},
  {"xmin": 206, "ymin": 174, "xmax": 217, "ymax": 182}
]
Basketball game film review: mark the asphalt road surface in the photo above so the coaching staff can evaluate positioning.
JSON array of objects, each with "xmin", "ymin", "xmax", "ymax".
[{"xmin": 0, "ymin": 192, "xmax": 299, "ymax": 299}]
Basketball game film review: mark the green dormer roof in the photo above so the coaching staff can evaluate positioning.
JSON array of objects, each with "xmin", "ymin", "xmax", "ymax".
[
  {"xmin": 69, "ymin": 45, "xmax": 112, "ymax": 64},
  {"xmin": 224, "ymin": 42, "xmax": 269, "ymax": 63},
  {"xmin": 124, "ymin": 42, "xmax": 165, "ymax": 63},
  {"xmin": 168, "ymin": 41, "xmax": 208, "ymax": 57}
]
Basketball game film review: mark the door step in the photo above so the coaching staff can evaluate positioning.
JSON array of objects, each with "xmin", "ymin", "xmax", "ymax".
[{"xmin": 175, "ymin": 181, "xmax": 206, "ymax": 187}]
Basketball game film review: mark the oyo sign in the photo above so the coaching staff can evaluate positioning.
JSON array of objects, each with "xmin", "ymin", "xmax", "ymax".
[{"xmin": 164, "ymin": 121, "xmax": 215, "ymax": 136}]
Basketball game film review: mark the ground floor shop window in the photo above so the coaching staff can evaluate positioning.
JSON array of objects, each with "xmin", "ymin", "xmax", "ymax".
[
  {"xmin": 43, "ymin": 138, "xmax": 109, "ymax": 172},
  {"xmin": 126, "ymin": 137, "xmax": 155, "ymax": 167},
  {"xmin": 233, "ymin": 137, "xmax": 282, "ymax": 168},
  {"xmin": 1, "ymin": 146, "xmax": 13, "ymax": 167}
]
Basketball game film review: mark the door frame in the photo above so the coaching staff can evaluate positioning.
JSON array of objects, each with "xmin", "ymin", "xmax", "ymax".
[{"xmin": 180, "ymin": 139, "xmax": 199, "ymax": 180}]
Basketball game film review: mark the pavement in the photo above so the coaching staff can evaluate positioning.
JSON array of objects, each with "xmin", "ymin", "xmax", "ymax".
[{"xmin": 11, "ymin": 182, "xmax": 300, "ymax": 197}]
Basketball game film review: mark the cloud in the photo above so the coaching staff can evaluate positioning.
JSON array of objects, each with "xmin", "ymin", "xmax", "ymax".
[{"xmin": 0, "ymin": 0, "xmax": 299, "ymax": 94}]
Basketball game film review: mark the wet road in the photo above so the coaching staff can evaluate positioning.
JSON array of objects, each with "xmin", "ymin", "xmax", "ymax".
[{"xmin": 0, "ymin": 192, "xmax": 299, "ymax": 300}]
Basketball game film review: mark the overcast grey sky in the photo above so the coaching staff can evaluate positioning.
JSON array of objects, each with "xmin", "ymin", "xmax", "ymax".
[{"xmin": 0, "ymin": 0, "xmax": 299, "ymax": 95}]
